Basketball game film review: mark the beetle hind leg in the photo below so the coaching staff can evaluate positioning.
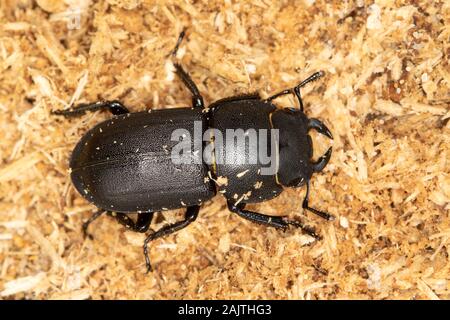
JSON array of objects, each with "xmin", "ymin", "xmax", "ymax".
[
  {"xmin": 143, "ymin": 205, "xmax": 200, "ymax": 273},
  {"xmin": 52, "ymin": 100, "xmax": 129, "ymax": 117},
  {"xmin": 171, "ymin": 30, "xmax": 205, "ymax": 110}
]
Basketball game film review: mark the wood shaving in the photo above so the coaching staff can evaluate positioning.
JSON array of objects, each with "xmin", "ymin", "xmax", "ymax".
[{"xmin": 0, "ymin": 0, "xmax": 448, "ymax": 299}]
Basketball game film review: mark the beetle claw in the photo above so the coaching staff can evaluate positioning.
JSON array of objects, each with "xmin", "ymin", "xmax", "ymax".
[
  {"xmin": 82, "ymin": 224, "xmax": 93, "ymax": 240},
  {"xmin": 308, "ymin": 118, "xmax": 333, "ymax": 140},
  {"xmin": 312, "ymin": 147, "xmax": 332, "ymax": 173},
  {"xmin": 146, "ymin": 265, "xmax": 153, "ymax": 274},
  {"xmin": 83, "ymin": 230, "xmax": 94, "ymax": 240}
]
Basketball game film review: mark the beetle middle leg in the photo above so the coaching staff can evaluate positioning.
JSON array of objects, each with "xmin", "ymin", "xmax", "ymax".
[
  {"xmin": 143, "ymin": 205, "xmax": 200, "ymax": 272},
  {"xmin": 227, "ymin": 201, "xmax": 320, "ymax": 239},
  {"xmin": 52, "ymin": 100, "xmax": 129, "ymax": 117},
  {"xmin": 171, "ymin": 30, "xmax": 205, "ymax": 110}
]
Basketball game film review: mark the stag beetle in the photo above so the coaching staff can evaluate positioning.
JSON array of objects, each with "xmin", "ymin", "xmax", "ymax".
[{"xmin": 54, "ymin": 31, "xmax": 334, "ymax": 272}]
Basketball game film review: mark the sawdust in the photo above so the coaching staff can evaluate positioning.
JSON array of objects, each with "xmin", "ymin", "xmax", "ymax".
[{"xmin": 0, "ymin": 0, "xmax": 449, "ymax": 299}]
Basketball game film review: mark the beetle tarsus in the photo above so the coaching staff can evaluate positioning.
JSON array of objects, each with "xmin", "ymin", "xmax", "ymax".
[
  {"xmin": 284, "ymin": 219, "xmax": 321, "ymax": 240},
  {"xmin": 52, "ymin": 100, "xmax": 129, "ymax": 117},
  {"xmin": 144, "ymin": 243, "xmax": 153, "ymax": 273}
]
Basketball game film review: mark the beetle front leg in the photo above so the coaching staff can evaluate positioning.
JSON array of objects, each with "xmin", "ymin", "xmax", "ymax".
[
  {"xmin": 227, "ymin": 201, "xmax": 320, "ymax": 239},
  {"xmin": 52, "ymin": 100, "xmax": 129, "ymax": 117},
  {"xmin": 108, "ymin": 212, "xmax": 154, "ymax": 233},
  {"xmin": 143, "ymin": 205, "xmax": 200, "ymax": 272}
]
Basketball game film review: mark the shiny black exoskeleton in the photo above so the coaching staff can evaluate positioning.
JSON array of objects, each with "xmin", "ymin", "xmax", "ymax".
[{"xmin": 54, "ymin": 31, "xmax": 334, "ymax": 272}]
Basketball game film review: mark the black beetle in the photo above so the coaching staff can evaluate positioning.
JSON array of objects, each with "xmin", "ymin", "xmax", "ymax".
[{"xmin": 54, "ymin": 31, "xmax": 334, "ymax": 272}]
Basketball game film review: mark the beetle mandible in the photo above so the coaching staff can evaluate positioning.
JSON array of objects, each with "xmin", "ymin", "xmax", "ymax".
[{"xmin": 54, "ymin": 31, "xmax": 334, "ymax": 272}]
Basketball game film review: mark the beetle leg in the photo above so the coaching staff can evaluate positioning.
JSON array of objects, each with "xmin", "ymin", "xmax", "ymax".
[
  {"xmin": 136, "ymin": 212, "xmax": 154, "ymax": 232},
  {"xmin": 173, "ymin": 63, "xmax": 205, "ymax": 109},
  {"xmin": 171, "ymin": 30, "xmax": 205, "ymax": 110},
  {"xmin": 143, "ymin": 205, "xmax": 200, "ymax": 273},
  {"xmin": 108, "ymin": 212, "xmax": 154, "ymax": 233},
  {"xmin": 227, "ymin": 201, "xmax": 320, "ymax": 239},
  {"xmin": 265, "ymin": 71, "xmax": 324, "ymax": 112},
  {"xmin": 52, "ymin": 100, "xmax": 129, "ymax": 117},
  {"xmin": 82, "ymin": 209, "xmax": 106, "ymax": 240},
  {"xmin": 302, "ymin": 180, "xmax": 335, "ymax": 221},
  {"xmin": 308, "ymin": 118, "xmax": 333, "ymax": 139}
]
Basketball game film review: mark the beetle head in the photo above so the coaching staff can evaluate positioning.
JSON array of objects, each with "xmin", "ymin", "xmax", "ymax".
[{"xmin": 272, "ymin": 108, "xmax": 333, "ymax": 188}]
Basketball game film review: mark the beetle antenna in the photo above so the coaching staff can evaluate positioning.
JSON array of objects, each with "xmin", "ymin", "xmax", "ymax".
[
  {"xmin": 293, "ymin": 71, "xmax": 325, "ymax": 111},
  {"xmin": 296, "ymin": 71, "xmax": 325, "ymax": 88},
  {"xmin": 265, "ymin": 71, "xmax": 325, "ymax": 112}
]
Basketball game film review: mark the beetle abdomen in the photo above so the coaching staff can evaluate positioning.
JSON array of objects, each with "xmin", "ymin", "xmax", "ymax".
[{"xmin": 70, "ymin": 108, "xmax": 215, "ymax": 212}]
